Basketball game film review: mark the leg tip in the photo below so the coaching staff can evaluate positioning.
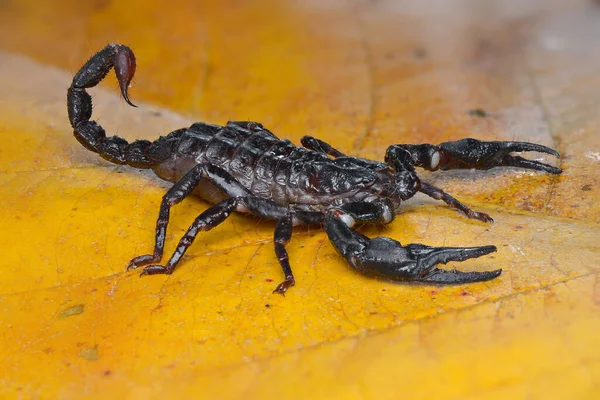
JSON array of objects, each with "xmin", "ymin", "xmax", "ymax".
[
  {"xmin": 272, "ymin": 279, "xmax": 295, "ymax": 295},
  {"xmin": 139, "ymin": 264, "xmax": 172, "ymax": 276},
  {"xmin": 480, "ymin": 213, "xmax": 494, "ymax": 223}
]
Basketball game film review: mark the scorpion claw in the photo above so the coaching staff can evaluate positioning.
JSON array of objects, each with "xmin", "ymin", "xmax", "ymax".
[
  {"xmin": 499, "ymin": 141, "xmax": 560, "ymax": 157},
  {"xmin": 360, "ymin": 241, "xmax": 499, "ymax": 284},
  {"xmin": 436, "ymin": 138, "xmax": 562, "ymax": 173},
  {"xmin": 499, "ymin": 155, "xmax": 562, "ymax": 174},
  {"xmin": 409, "ymin": 242, "xmax": 500, "ymax": 284},
  {"xmin": 114, "ymin": 45, "xmax": 137, "ymax": 107},
  {"xmin": 418, "ymin": 267, "xmax": 502, "ymax": 284},
  {"xmin": 409, "ymin": 244, "xmax": 500, "ymax": 284},
  {"xmin": 325, "ymin": 214, "xmax": 500, "ymax": 285},
  {"xmin": 409, "ymin": 244, "xmax": 497, "ymax": 269}
]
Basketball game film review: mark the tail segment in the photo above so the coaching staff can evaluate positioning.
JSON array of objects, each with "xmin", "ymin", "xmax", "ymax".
[{"xmin": 67, "ymin": 44, "xmax": 156, "ymax": 168}]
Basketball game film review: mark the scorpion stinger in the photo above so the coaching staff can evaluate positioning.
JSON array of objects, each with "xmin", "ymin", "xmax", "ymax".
[
  {"xmin": 68, "ymin": 44, "xmax": 562, "ymax": 294},
  {"xmin": 67, "ymin": 44, "xmax": 163, "ymax": 167}
]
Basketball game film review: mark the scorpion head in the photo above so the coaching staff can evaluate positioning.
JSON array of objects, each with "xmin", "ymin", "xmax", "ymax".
[
  {"xmin": 383, "ymin": 145, "xmax": 423, "ymax": 201},
  {"xmin": 391, "ymin": 170, "xmax": 421, "ymax": 201}
]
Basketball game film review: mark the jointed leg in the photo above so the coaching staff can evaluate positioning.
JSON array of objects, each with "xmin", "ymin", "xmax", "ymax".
[
  {"xmin": 420, "ymin": 181, "xmax": 493, "ymax": 223},
  {"xmin": 128, "ymin": 163, "xmax": 254, "ymax": 270},
  {"xmin": 127, "ymin": 160, "xmax": 303, "ymax": 292},
  {"xmin": 271, "ymin": 210, "xmax": 326, "ymax": 294},
  {"xmin": 139, "ymin": 195, "xmax": 290, "ymax": 277},
  {"xmin": 128, "ymin": 161, "xmax": 320, "ymax": 292},
  {"xmin": 301, "ymin": 136, "xmax": 346, "ymax": 158},
  {"xmin": 273, "ymin": 214, "xmax": 294, "ymax": 294},
  {"xmin": 140, "ymin": 197, "xmax": 239, "ymax": 275},
  {"xmin": 127, "ymin": 164, "xmax": 206, "ymax": 270}
]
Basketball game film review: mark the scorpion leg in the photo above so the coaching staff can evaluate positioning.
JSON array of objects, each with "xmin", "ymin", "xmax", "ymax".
[
  {"xmin": 273, "ymin": 214, "xmax": 294, "ymax": 294},
  {"xmin": 140, "ymin": 197, "xmax": 240, "ymax": 276},
  {"xmin": 129, "ymin": 159, "xmax": 313, "ymax": 293},
  {"xmin": 300, "ymin": 136, "xmax": 346, "ymax": 158},
  {"xmin": 385, "ymin": 139, "xmax": 561, "ymax": 174},
  {"xmin": 324, "ymin": 203, "xmax": 500, "ymax": 284},
  {"xmin": 226, "ymin": 121, "xmax": 279, "ymax": 138},
  {"xmin": 278, "ymin": 200, "xmax": 393, "ymax": 293},
  {"xmin": 272, "ymin": 210, "xmax": 325, "ymax": 294},
  {"xmin": 127, "ymin": 164, "xmax": 206, "ymax": 270},
  {"xmin": 139, "ymin": 195, "xmax": 290, "ymax": 277},
  {"xmin": 419, "ymin": 181, "xmax": 494, "ymax": 223},
  {"xmin": 128, "ymin": 163, "xmax": 253, "ymax": 270}
]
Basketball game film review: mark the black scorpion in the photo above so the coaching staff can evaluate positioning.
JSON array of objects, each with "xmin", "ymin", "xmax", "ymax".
[{"xmin": 67, "ymin": 44, "xmax": 562, "ymax": 294}]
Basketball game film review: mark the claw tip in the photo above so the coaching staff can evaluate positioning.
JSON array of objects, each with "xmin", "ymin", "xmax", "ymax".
[
  {"xmin": 484, "ymin": 245, "xmax": 498, "ymax": 254},
  {"xmin": 489, "ymin": 268, "xmax": 503, "ymax": 279}
]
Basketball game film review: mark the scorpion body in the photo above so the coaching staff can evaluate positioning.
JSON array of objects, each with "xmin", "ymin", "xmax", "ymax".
[
  {"xmin": 151, "ymin": 122, "xmax": 401, "ymax": 211},
  {"xmin": 67, "ymin": 44, "xmax": 562, "ymax": 293}
]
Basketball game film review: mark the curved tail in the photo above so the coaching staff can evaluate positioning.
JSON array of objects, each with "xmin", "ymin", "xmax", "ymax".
[{"xmin": 67, "ymin": 44, "xmax": 156, "ymax": 168}]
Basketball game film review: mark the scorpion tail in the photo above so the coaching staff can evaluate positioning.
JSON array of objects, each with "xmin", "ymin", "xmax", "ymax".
[{"xmin": 67, "ymin": 44, "xmax": 155, "ymax": 168}]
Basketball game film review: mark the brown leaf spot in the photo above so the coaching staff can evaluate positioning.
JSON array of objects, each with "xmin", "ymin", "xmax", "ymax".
[
  {"xmin": 79, "ymin": 347, "xmax": 99, "ymax": 361},
  {"xmin": 59, "ymin": 304, "xmax": 85, "ymax": 318}
]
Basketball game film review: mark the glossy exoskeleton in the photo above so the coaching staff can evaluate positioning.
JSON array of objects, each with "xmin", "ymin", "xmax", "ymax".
[{"xmin": 67, "ymin": 44, "xmax": 562, "ymax": 294}]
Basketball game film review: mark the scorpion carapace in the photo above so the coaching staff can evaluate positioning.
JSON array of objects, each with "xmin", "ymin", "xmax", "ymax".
[{"xmin": 67, "ymin": 44, "xmax": 562, "ymax": 294}]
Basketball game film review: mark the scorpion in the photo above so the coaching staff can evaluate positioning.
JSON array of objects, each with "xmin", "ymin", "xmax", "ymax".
[{"xmin": 67, "ymin": 44, "xmax": 562, "ymax": 294}]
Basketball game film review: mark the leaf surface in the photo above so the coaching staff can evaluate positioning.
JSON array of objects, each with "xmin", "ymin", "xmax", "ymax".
[{"xmin": 1, "ymin": 1, "xmax": 599, "ymax": 398}]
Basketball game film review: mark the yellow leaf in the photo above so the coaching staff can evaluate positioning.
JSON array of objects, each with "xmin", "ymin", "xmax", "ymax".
[{"xmin": 1, "ymin": 1, "xmax": 599, "ymax": 399}]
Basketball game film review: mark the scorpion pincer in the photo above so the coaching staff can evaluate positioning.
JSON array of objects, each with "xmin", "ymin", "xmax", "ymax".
[{"xmin": 67, "ymin": 44, "xmax": 562, "ymax": 294}]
